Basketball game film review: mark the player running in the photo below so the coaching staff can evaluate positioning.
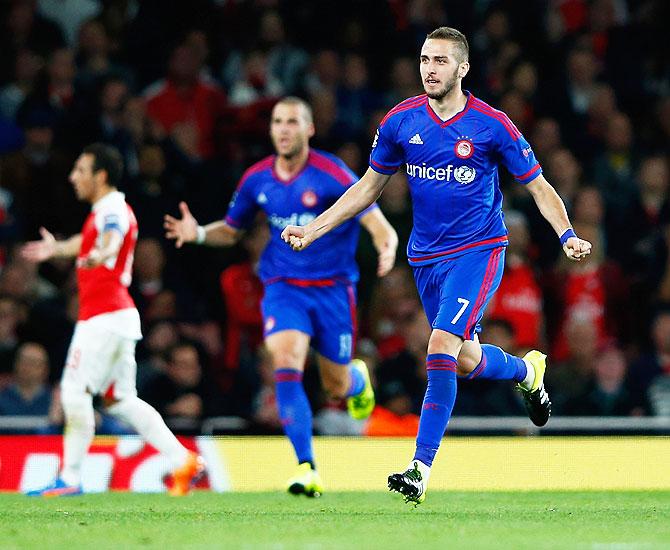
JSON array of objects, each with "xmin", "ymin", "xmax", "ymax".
[
  {"xmin": 281, "ymin": 28, "xmax": 592, "ymax": 505},
  {"xmin": 164, "ymin": 97, "xmax": 398, "ymax": 497},
  {"xmin": 22, "ymin": 143, "xmax": 204, "ymax": 497}
]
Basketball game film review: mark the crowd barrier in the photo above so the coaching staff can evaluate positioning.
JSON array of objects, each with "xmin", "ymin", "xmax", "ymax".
[{"xmin": 1, "ymin": 435, "xmax": 668, "ymax": 493}]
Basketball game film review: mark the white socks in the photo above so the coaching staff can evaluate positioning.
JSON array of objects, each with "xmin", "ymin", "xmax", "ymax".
[
  {"xmin": 60, "ymin": 392, "xmax": 95, "ymax": 487},
  {"xmin": 520, "ymin": 358, "xmax": 536, "ymax": 390},
  {"xmin": 107, "ymin": 396, "xmax": 189, "ymax": 468}
]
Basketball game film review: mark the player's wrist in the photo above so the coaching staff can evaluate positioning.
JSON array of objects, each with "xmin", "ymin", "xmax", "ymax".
[
  {"xmin": 195, "ymin": 225, "xmax": 206, "ymax": 244},
  {"xmin": 559, "ymin": 228, "xmax": 576, "ymax": 246}
]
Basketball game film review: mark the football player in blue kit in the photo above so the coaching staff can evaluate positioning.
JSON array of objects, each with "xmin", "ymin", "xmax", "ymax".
[
  {"xmin": 164, "ymin": 96, "xmax": 398, "ymax": 497},
  {"xmin": 282, "ymin": 28, "xmax": 592, "ymax": 504}
]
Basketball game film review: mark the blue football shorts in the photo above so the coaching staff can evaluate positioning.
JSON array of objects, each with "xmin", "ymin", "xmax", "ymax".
[
  {"xmin": 412, "ymin": 246, "xmax": 505, "ymax": 340},
  {"xmin": 261, "ymin": 280, "xmax": 356, "ymax": 365}
]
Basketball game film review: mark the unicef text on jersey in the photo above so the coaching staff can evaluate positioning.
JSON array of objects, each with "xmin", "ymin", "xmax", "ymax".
[
  {"xmin": 405, "ymin": 163, "xmax": 476, "ymax": 185},
  {"xmin": 268, "ymin": 212, "xmax": 317, "ymax": 230}
]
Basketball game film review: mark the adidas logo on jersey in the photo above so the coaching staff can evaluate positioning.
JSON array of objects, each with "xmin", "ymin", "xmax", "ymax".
[{"xmin": 408, "ymin": 133, "xmax": 424, "ymax": 145}]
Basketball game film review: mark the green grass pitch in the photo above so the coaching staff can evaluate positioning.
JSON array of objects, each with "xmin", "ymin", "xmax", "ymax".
[{"xmin": 1, "ymin": 491, "xmax": 668, "ymax": 549}]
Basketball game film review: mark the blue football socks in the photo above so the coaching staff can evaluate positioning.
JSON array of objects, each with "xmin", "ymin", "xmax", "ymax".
[
  {"xmin": 275, "ymin": 369, "xmax": 314, "ymax": 467},
  {"xmin": 413, "ymin": 354, "xmax": 458, "ymax": 467},
  {"xmin": 464, "ymin": 344, "xmax": 527, "ymax": 382}
]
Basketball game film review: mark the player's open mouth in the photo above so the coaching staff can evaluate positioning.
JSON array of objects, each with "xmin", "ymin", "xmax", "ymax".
[{"xmin": 425, "ymin": 79, "xmax": 439, "ymax": 84}]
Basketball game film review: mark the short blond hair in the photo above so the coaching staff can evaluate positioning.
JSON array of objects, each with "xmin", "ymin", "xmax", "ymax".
[{"xmin": 426, "ymin": 27, "xmax": 469, "ymax": 63}]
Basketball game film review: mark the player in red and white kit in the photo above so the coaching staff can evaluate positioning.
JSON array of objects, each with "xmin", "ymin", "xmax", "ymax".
[{"xmin": 22, "ymin": 143, "xmax": 204, "ymax": 496}]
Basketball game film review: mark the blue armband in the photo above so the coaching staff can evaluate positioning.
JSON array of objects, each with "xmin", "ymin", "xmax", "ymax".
[{"xmin": 559, "ymin": 228, "xmax": 576, "ymax": 245}]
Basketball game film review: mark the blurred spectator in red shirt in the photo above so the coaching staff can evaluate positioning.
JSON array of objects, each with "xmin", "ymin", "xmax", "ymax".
[
  {"xmin": 488, "ymin": 210, "xmax": 544, "ymax": 351},
  {"xmin": 219, "ymin": 222, "xmax": 268, "ymax": 373},
  {"xmin": 145, "ymin": 42, "xmax": 226, "ymax": 159},
  {"xmin": 546, "ymin": 223, "xmax": 630, "ymax": 361}
]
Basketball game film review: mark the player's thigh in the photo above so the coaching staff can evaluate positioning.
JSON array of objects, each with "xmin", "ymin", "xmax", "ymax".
[
  {"xmin": 316, "ymin": 353, "xmax": 352, "ymax": 397},
  {"xmin": 412, "ymin": 263, "xmax": 448, "ymax": 326},
  {"xmin": 310, "ymin": 284, "xmax": 356, "ymax": 366},
  {"xmin": 101, "ymin": 336, "xmax": 139, "ymax": 402},
  {"xmin": 61, "ymin": 322, "xmax": 121, "ymax": 396},
  {"xmin": 434, "ymin": 246, "xmax": 505, "ymax": 340}
]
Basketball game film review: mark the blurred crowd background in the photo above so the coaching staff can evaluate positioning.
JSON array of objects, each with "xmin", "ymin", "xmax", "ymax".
[{"xmin": 0, "ymin": 0, "xmax": 669, "ymax": 436}]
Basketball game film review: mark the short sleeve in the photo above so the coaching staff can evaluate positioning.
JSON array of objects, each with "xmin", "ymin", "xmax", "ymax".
[
  {"xmin": 369, "ymin": 115, "xmax": 404, "ymax": 175},
  {"xmin": 493, "ymin": 115, "xmax": 542, "ymax": 184},
  {"xmin": 95, "ymin": 205, "xmax": 129, "ymax": 237},
  {"xmin": 225, "ymin": 176, "xmax": 258, "ymax": 229}
]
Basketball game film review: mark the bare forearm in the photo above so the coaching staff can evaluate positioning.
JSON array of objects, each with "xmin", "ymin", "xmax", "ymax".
[
  {"xmin": 201, "ymin": 221, "xmax": 240, "ymax": 247},
  {"xmin": 306, "ymin": 168, "xmax": 388, "ymax": 240},
  {"xmin": 54, "ymin": 234, "xmax": 82, "ymax": 258},
  {"xmin": 527, "ymin": 176, "xmax": 572, "ymax": 236},
  {"xmin": 362, "ymin": 209, "xmax": 398, "ymax": 254}
]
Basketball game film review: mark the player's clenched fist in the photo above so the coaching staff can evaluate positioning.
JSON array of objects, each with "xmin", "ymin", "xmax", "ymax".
[
  {"xmin": 563, "ymin": 236, "xmax": 592, "ymax": 262},
  {"xmin": 281, "ymin": 225, "xmax": 313, "ymax": 251}
]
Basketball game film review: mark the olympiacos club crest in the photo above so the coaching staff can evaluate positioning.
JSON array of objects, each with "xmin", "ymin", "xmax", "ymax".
[
  {"xmin": 301, "ymin": 190, "xmax": 318, "ymax": 208},
  {"xmin": 454, "ymin": 139, "xmax": 474, "ymax": 159}
]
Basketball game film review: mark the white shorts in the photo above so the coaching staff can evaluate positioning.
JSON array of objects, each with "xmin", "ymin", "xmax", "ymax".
[{"xmin": 61, "ymin": 318, "xmax": 139, "ymax": 400}]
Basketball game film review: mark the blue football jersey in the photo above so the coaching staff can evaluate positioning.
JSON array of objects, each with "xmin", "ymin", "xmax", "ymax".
[
  {"xmin": 369, "ymin": 92, "xmax": 541, "ymax": 266},
  {"xmin": 225, "ymin": 149, "xmax": 376, "ymax": 283}
]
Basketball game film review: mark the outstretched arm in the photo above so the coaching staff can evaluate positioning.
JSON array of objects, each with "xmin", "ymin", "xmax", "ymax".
[
  {"xmin": 281, "ymin": 168, "xmax": 391, "ymax": 250},
  {"xmin": 164, "ymin": 201, "xmax": 241, "ymax": 248},
  {"xmin": 359, "ymin": 208, "xmax": 398, "ymax": 276},
  {"xmin": 526, "ymin": 174, "xmax": 592, "ymax": 261},
  {"xmin": 21, "ymin": 228, "xmax": 82, "ymax": 263}
]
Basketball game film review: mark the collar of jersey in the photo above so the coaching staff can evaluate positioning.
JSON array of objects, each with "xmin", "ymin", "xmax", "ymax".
[
  {"xmin": 425, "ymin": 90, "xmax": 473, "ymax": 128},
  {"xmin": 271, "ymin": 150, "xmax": 313, "ymax": 185},
  {"xmin": 92, "ymin": 190, "xmax": 124, "ymax": 211}
]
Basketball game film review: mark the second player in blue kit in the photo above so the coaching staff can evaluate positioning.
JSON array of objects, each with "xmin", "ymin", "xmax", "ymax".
[
  {"xmin": 282, "ymin": 27, "xmax": 592, "ymax": 505},
  {"xmin": 165, "ymin": 97, "xmax": 398, "ymax": 497}
]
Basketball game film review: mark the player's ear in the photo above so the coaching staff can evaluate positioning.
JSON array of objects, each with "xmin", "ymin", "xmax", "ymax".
[
  {"xmin": 307, "ymin": 122, "xmax": 315, "ymax": 139},
  {"xmin": 458, "ymin": 61, "xmax": 470, "ymax": 79}
]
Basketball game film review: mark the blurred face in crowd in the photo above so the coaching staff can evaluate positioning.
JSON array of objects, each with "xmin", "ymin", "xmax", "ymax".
[
  {"xmin": 69, "ymin": 153, "xmax": 105, "ymax": 202},
  {"xmin": 168, "ymin": 345, "xmax": 202, "ymax": 388},
  {"xmin": 14, "ymin": 343, "xmax": 49, "ymax": 387},
  {"xmin": 638, "ymin": 156, "xmax": 669, "ymax": 196},
  {"xmin": 420, "ymin": 39, "xmax": 469, "ymax": 100},
  {"xmin": 593, "ymin": 347, "xmax": 626, "ymax": 386},
  {"xmin": 270, "ymin": 101, "xmax": 314, "ymax": 159}
]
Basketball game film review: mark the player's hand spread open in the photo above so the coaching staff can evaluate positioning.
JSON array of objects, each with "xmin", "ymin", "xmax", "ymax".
[
  {"xmin": 563, "ymin": 236, "xmax": 592, "ymax": 261},
  {"xmin": 281, "ymin": 225, "xmax": 315, "ymax": 251},
  {"xmin": 21, "ymin": 227, "xmax": 57, "ymax": 262},
  {"xmin": 164, "ymin": 201, "xmax": 198, "ymax": 248}
]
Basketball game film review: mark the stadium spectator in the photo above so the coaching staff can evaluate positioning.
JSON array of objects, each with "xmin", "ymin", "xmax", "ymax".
[
  {"xmin": 227, "ymin": 50, "xmax": 284, "ymax": 108},
  {"xmin": 140, "ymin": 342, "xmax": 215, "ymax": 425},
  {"xmin": 592, "ymin": 112, "xmax": 637, "ymax": 215},
  {"xmin": 145, "ymin": 42, "xmax": 227, "ymax": 159},
  {"xmin": 628, "ymin": 310, "xmax": 670, "ymax": 414},
  {"xmin": 529, "ymin": 117, "xmax": 562, "ymax": 164},
  {"xmin": 375, "ymin": 307, "xmax": 431, "ymax": 415},
  {"xmin": 488, "ymin": 210, "xmax": 544, "ymax": 351},
  {"xmin": 0, "ymin": 341, "xmax": 51, "ymax": 415},
  {"xmin": 0, "ymin": 48, "xmax": 43, "ymax": 121},
  {"xmin": 545, "ymin": 223, "xmax": 630, "ymax": 360},
  {"xmin": 0, "ymin": 296, "xmax": 22, "ymax": 373},
  {"xmin": 564, "ymin": 345, "xmax": 638, "ymax": 416}
]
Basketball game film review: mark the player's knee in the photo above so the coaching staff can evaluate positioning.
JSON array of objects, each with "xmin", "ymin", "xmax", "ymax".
[
  {"xmin": 60, "ymin": 389, "xmax": 94, "ymax": 428},
  {"xmin": 269, "ymin": 349, "xmax": 304, "ymax": 370},
  {"xmin": 457, "ymin": 354, "xmax": 478, "ymax": 376}
]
